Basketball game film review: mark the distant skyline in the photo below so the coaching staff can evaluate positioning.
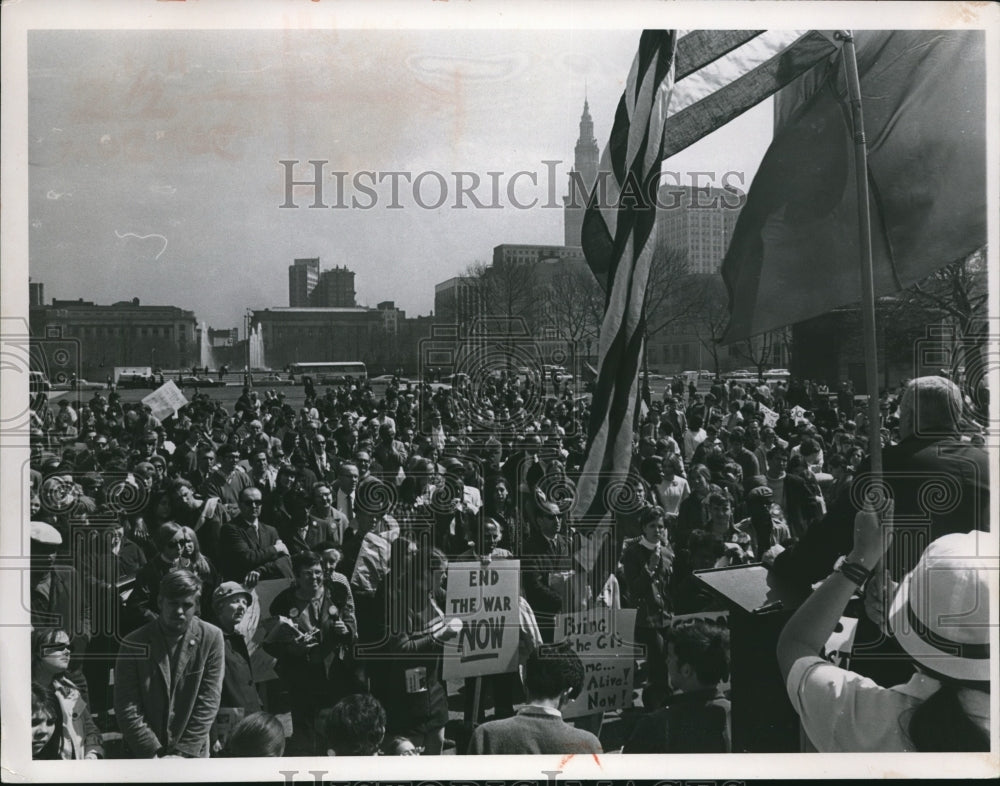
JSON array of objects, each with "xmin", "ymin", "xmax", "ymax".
[{"xmin": 29, "ymin": 28, "xmax": 773, "ymax": 331}]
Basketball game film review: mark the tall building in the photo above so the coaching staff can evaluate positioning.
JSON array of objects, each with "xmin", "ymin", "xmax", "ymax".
[
  {"xmin": 656, "ymin": 184, "xmax": 744, "ymax": 275},
  {"xmin": 645, "ymin": 184, "xmax": 746, "ymax": 374},
  {"xmin": 29, "ymin": 279, "xmax": 44, "ymax": 307},
  {"xmin": 434, "ymin": 276, "xmax": 482, "ymax": 325},
  {"xmin": 312, "ymin": 265, "xmax": 356, "ymax": 307},
  {"xmin": 563, "ymin": 99, "xmax": 600, "ymax": 247},
  {"xmin": 288, "ymin": 258, "xmax": 320, "ymax": 307},
  {"xmin": 29, "ymin": 294, "xmax": 198, "ymax": 380}
]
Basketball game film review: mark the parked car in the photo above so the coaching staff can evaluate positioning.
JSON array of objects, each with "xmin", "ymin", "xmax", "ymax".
[
  {"xmin": 52, "ymin": 378, "xmax": 105, "ymax": 391},
  {"xmin": 118, "ymin": 374, "xmax": 154, "ymax": 389},
  {"xmin": 177, "ymin": 375, "xmax": 222, "ymax": 388}
]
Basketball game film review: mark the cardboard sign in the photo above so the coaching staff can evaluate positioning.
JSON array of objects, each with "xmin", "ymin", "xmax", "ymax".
[
  {"xmin": 554, "ymin": 608, "xmax": 639, "ymax": 719},
  {"xmin": 441, "ymin": 560, "xmax": 520, "ymax": 680},
  {"xmin": 240, "ymin": 578, "xmax": 292, "ymax": 683},
  {"xmin": 759, "ymin": 403, "xmax": 779, "ymax": 428},
  {"xmin": 141, "ymin": 380, "xmax": 189, "ymax": 420}
]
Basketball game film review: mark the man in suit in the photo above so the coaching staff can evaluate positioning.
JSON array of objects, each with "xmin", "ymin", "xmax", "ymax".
[
  {"xmin": 467, "ymin": 642, "xmax": 602, "ymax": 755},
  {"xmin": 521, "ymin": 500, "xmax": 584, "ymax": 643},
  {"xmin": 330, "ymin": 461, "xmax": 360, "ymax": 525},
  {"xmin": 217, "ymin": 487, "xmax": 293, "ymax": 582},
  {"xmin": 114, "ymin": 569, "xmax": 224, "ymax": 758}
]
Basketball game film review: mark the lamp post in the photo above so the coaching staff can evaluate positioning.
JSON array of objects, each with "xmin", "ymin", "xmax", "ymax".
[{"xmin": 245, "ymin": 309, "xmax": 253, "ymax": 388}]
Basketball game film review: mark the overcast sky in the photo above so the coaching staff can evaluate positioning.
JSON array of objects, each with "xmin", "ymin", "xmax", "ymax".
[{"xmin": 29, "ymin": 28, "xmax": 773, "ymax": 331}]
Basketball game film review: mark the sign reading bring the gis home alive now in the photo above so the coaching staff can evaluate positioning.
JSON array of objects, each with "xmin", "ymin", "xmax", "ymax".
[
  {"xmin": 555, "ymin": 608, "xmax": 639, "ymax": 719},
  {"xmin": 442, "ymin": 560, "xmax": 520, "ymax": 680}
]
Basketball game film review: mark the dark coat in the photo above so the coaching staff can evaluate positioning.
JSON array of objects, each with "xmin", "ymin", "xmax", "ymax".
[
  {"xmin": 114, "ymin": 616, "xmax": 224, "ymax": 758},
  {"xmin": 619, "ymin": 537, "xmax": 672, "ymax": 628},
  {"xmin": 521, "ymin": 528, "xmax": 582, "ymax": 642},
  {"xmin": 772, "ymin": 436, "xmax": 991, "ymax": 587},
  {"xmin": 217, "ymin": 516, "xmax": 293, "ymax": 581},
  {"xmin": 219, "ymin": 630, "xmax": 262, "ymax": 714},
  {"xmin": 623, "ymin": 688, "xmax": 731, "ymax": 753}
]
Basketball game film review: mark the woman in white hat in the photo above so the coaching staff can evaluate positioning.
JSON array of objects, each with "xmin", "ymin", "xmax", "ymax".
[{"xmin": 777, "ymin": 507, "xmax": 991, "ymax": 751}]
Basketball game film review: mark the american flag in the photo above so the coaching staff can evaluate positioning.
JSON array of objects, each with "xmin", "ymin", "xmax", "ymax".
[{"xmin": 574, "ymin": 30, "xmax": 840, "ymax": 571}]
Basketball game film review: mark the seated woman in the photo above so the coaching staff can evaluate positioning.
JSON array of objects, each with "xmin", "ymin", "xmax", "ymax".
[
  {"xmin": 31, "ymin": 629, "xmax": 103, "ymax": 759},
  {"xmin": 778, "ymin": 515, "xmax": 991, "ymax": 751}
]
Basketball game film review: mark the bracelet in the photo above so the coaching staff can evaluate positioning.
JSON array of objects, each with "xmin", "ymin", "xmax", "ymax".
[{"xmin": 838, "ymin": 560, "xmax": 872, "ymax": 586}]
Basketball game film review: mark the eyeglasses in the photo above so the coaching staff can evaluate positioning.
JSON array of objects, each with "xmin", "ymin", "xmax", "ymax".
[
  {"xmin": 242, "ymin": 499, "xmax": 264, "ymax": 507},
  {"xmin": 40, "ymin": 642, "xmax": 71, "ymax": 655}
]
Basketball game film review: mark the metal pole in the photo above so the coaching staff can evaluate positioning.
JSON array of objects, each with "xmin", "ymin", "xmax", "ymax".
[{"xmin": 838, "ymin": 31, "xmax": 882, "ymax": 474}]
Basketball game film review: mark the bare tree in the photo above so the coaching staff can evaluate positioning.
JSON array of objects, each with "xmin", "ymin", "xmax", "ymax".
[
  {"xmin": 643, "ymin": 246, "xmax": 705, "ymax": 341},
  {"xmin": 467, "ymin": 257, "xmax": 541, "ymax": 329},
  {"xmin": 540, "ymin": 264, "xmax": 604, "ymax": 347},
  {"xmin": 690, "ymin": 275, "xmax": 730, "ymax": 375},
  {"xmin": 731, "ymin": 327, "xmax": 790, "ymax": 378},
  {"xmin": 878, "ymin": 248, "xmax": 988, "ymax": 380}
]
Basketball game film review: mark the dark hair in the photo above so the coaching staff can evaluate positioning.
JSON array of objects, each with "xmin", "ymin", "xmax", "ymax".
[
  {"xmin": 292, "ymin": 550, "xmax": 322, "ymax": 576},
  {"xmin": 324, "ymin": 694, "xmax": 386, "ymax": 756},
  {"xmin": 221, "ymin": 712, "xmax": 286, "ymax": 757},
  {"xmin": 523, "ymin": 641, "xmax": 585, "ymax": 701},
  {"xmin": 30, "ymin": 683, "xmax": 61, "ymax": 759},
  {"xmin": 31, "ymin": 682, "xmax": 58, "ymax": 721},
  {"xmin": 906, "ymin": 680, "xmax": 990, "ymax": 752},
  {"xmin": 706, "ymin": 491, "xmax": 731, "ymax": 509},
  {"xmin": 670, "ymin": 619, "xmax": 730, "ymax": 686}
]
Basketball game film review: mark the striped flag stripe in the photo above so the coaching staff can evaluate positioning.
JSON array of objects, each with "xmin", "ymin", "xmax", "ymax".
[
  {"xmin": 584, "ymin": 31, "xmax": 838, "ymax": 283},
  {"xmin": 663, "ymin": 30, "xmax": 839, "ymax": 158},
  {"xmin": 674, "ymin": 30, "xmax": 766, "ymax": 80},
  {"xmin": 575, "ymin": 28, "xmax": 843, "ymax": 567}
]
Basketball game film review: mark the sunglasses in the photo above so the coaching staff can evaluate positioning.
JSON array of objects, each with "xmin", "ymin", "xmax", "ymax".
[{"xmin": 40, "ymin": 642, "xmax": 71, "ymax": 655}]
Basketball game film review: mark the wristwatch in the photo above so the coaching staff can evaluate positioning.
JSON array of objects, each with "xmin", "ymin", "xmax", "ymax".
[{"xmin": 833, "ymin": 555, "xmax": 872, "ymax": 586}]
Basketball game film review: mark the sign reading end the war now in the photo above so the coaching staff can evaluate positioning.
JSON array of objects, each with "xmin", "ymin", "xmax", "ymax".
[
  {"xmin": 555, "ymin": 608, "xmax": 639, "ymax": 720},
  {"xmin": 442, "ymin": 560, "xmax": 520, "ymax": 680}
]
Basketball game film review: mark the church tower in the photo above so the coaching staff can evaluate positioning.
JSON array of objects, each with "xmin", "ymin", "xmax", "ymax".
[{"xmin": 563, "ymin": 98, "xmax": 600, "ymax": 247}]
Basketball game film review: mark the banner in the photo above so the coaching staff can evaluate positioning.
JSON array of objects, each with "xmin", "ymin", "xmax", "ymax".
[
  {"xmin": 442, "ymin": 560, "xmax": 520, "ymax": 680},
  {"xmin": 554, "ymin": 608, "xmax": 639, "ymax": 719},
  {"xmin": 141, "ymin": 380, "xmax": 189, "ymax": 421}
]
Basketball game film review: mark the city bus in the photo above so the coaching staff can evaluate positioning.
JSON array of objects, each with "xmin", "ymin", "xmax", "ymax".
[{"xmin": 288, "ymin": 361, "xmax": 368, "ymax": 385}]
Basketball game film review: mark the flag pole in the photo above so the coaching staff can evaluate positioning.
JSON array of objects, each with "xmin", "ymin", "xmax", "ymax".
[{"xmin": 838, "ymin": 31, "xmax": 882, "ymax": 474}]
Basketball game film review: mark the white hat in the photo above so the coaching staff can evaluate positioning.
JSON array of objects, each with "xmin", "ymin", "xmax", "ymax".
[
  {"xmin": 30, "ymin": 521, "xmax": 62, "ymax": 546},
  {"xmin": 888, "ymin": 530, "xmax": 994, "ymax": 682}
]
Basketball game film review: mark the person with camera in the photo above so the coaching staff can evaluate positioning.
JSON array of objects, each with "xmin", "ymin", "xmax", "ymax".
[{"xmin": 264, "ymin": 551, "xmax": 355, "ymax": 754}]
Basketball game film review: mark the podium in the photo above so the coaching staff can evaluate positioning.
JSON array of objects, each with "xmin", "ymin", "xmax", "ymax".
[{"xmin": 695, "ymin": 564, "xmax": 805, "ymax": 752}]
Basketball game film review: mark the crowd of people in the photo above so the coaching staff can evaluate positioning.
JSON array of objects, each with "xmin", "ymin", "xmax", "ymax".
[{"xmin": 26, "ymin": 366, "xmax": 990, "ymax": 757}]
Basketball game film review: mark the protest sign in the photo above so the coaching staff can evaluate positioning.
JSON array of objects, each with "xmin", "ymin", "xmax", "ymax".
[
  {"xmin": 759, "ymin": 403, "xmax": 779, "ymax": 428},
  {"xmin": 554, "ymin": 608, "xmax": 639, "ymax": 719},
  {"xmin": 442, "ymin": 560, "xmax": 520, "ymax": 680},
  {"xmin": 141, "ymin": 380, "xmax": 189, "ymax": 421},
  {"xmin": 239, "ymin": 578, "xmax": 292, "ymax": 682}
]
